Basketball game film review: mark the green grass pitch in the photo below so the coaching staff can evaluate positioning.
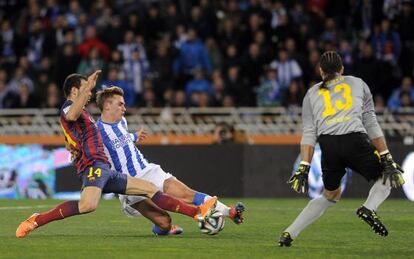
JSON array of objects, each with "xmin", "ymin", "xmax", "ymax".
[{"xmin": 1, "ymin": 198, "xmax": 414, "ymax": 258}]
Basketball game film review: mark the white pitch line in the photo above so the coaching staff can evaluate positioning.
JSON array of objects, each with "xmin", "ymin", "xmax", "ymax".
[{"xmin": 0, "ymin": 205, "xmax": 51, "ymax": 210}]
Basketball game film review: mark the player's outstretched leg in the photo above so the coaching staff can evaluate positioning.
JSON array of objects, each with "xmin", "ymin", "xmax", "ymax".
[
  {"xmin": 164, "ymin": 178, "xmax": 245, "ymax": 224},
  {"xmin": 16, "ymin": 187, "xmax": 101, "ymax": 238},
  {"xmin": 277, "ymin": 194, "xmax": 336, "ymax": 247},
  {"xmin": 356, "ymin": 206, "xmax": 388, "ymax": 236},
  {"xmin": 126, "ymin": 176, "xmax": 217, "ymax": 222},
  {"xmin": 16, "ymin": 200, "xmax": 81, "ymax": 238},
  {"xmin": 193, "ymin": 192, "xmax": 245, "ymax": 224},
  {"xmin": 150, "ymin": 191, "xmax": 217, "ymax": 222}
]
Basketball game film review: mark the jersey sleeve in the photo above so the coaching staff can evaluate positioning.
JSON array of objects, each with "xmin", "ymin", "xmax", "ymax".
[
  {"xmin": 60, "ymin": 100, "xmax": 73, "ymax": 120},
  {"xmin": 300, "ymin": 91, "xmax": 317, "ymax": 146},
  {"xmin": 361, "ymin": 80, "xmax": 384, "ymax": 139}
]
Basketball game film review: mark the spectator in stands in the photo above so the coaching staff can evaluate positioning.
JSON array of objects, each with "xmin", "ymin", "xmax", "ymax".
[
  {"xmin": 101, "ymin": 67, "xmax": 133, "ymax": 107},
  {"xmin": 270, "ymin": 48, "xmax": 303, "ymax": 90},
  {"xmin": 42, "ymin": 82, "xmax": 62, "ymax": 109},
  {"xmin": 354, "ymin": 42, "xmax": 383, "ymax": 95},
  {"xmin": 222, "ymin": 94, "xmax": 235, "ymax": 107},
  {"xmin": 241, "ymin": 43, "xmax": 265, "ymax": 98},
  {"xmin": 399, "ymin": 91, "xmax": 413, "ymax": 108},
  {"xmin": 205, "ymin": 37, "xmax": 222, "ymax": 70},
  {"xmin": 399, "ymin": 1, "xmax": 414, "ymax": 76},
  {"xmin": 222, "ymin": 44, "xmax": 241, "ymax": 74},
  {"xmin": 371, "ymin": 19, "xmax": 401, "ymax": 80},
  {"xmin": 164, "ymin": 3, "xmax": 183, "ymax": 33},
  {"xmin": 138, "ymin": 87, "xmax": 160, "ymax": 108},
  {"xmin": 66, "ymin": 0, "xmax": 84, "ymax": 28},
  {"xmin": 77, "ymin": 25, "xmax": 110, "ymax": 61},
  {"xmin": 55, "ymin": 42, "xmax": 80, "ymax": 86},
  {"xmin": 172, "ymin": 90, "xmax": 186, "ymax": 107},
  {"xmin": 27, "ymin": 19, "xmax": 48, "ymax": 65},
  {"xmin": 77, "ymin": 47, "xmax": 104, "ymax": 76},
  {"xmin": 151, "ymin": 44, "xmax": 173, "ymax": 99},
  {"xmin": 107, "ymin": 49, "xmax": 124, "ymax": 73},
  {"xmin": 282, "ymin": 80, "xmax": 304, "ymax": 108},
  {"xmin": 338, "ymin": 39, "xmax": 354, "ymax": 74},
  {"xmin": 374, "ymin": 94, "xmax": 386, "ymax": 111},
  {"xmin": 52, "ymin": 14, "xmax": 69, "ymax": 47},
  {"xmin": 197, "ymin": 92, "xmax": 210, "ymax": 108},
  {"xmin": 0, "ymin": 80, "xmax": 15, "ymax": 109},
  {"xmin": 144, "ymin": 4, "xmax": 165, "ymax": 43},
  {"xmin": 185, "ymin": 68, "xmax": 212, "ymax": 105},
  {"xmin": 102, "ymin": 15, "xmax": 124, "ymax": 50},
  {"xmin": 14, "ymin": 83, "xmax": 36, "ymax": 108},
  {"xmin": 257, "ymin": 64, "xmax": 282, "ymax": 107},
  {"xmin": 123, "ymin": 47, "xmax": 150, "ymax": 104},
  {"xmin": 218, "ymin": 18, "xmax": 241, "ymax": 52},
  {"xmin": 387, "ymin": 76, "xmax": 414, "ymax": 110},
  {"xmin": 226, "ymin": 66, "xmax": 249, "ymax": 106},
  {"xmin": 7, "ymin": 67, "xmax": 34, "ymax": 94},
  {"xmin": 1, "ymin": 19, "xmax": 16, "ymax": 67},
  {"xmin": 211, "ymin": 70, "xmax": 226, "ymax": 107},
  {"xmin": 117, "ymin": 30, "xmax": 139, "ymax": 62},
  {"xmin": 173, "ymin": 28, "xmax": 212, "ymax": 85}
]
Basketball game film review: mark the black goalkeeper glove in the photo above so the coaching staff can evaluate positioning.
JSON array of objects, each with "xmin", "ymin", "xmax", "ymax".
[
  {"xmin": 288, "ymin": 162, "xmax": 310, "ymax": 193},
  {"xmin": 380, "ymin": 152, "xmax": 405, "ymax": 188}
]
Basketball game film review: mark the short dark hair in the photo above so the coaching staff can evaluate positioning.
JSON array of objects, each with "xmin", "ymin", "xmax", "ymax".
[
  {"xmin": 96, "ymin": 86, "xmax": 124, "ymax": 111},
  {"xmin": 319, "ymin": 51, "xmax": 343, "ymax": 89},
  {"xmin": 62, "ymin": 73, "xmax": 87, "ymax": 97}
]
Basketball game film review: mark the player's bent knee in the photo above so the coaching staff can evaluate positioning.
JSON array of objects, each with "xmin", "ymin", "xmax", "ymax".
[{"xmin": 78, "ymin": 202, "xmax": 98, "ymax": 213}]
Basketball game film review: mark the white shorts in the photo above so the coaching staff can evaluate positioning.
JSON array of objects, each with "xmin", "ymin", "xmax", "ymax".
[{"xmin": 119, "ymin": 164, "xmax": 175, "ymax": 217}]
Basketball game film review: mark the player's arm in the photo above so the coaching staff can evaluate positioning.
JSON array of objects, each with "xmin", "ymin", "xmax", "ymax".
[
  {"xmin": 123, "ymin": 117, "xmax": 148, "ymax": 144},
  {"xmin": 361, "ymin": 80, "xmax": 404, "ymax": 188},
  {"xmin": 288, "ymin": 93, "xmax": 316, "ymax": 193},
  {"xmin": 131, "ymin": 126, "xmax": 148, "ymax": 144},
  {"xmin": 65, "ymin": 70, "xmax": 101, "ymax": 121}
]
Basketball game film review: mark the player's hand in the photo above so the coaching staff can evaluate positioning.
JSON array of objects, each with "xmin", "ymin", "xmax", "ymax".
[
  {"xmin": 87, "ymin": 69, "xmax": 102, "ymax": 90},
  {"xmin": 288, "ymin": 162, "xmax": 310, "ymax": 193},
  {"xmin": 380, "ymin": 152, "xmax": 405, "ymax": 188},
  {"xmin": 135, "ymin": 126, "xmax": 148, "ymax": 143}
]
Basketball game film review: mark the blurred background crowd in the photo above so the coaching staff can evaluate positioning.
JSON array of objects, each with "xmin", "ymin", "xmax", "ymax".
[{"xmin": 0, "ymin": 0, "xmax": 414, "ymax": 111}]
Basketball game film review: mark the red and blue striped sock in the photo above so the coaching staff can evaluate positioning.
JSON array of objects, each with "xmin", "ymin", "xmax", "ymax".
[
  {"xmin": 151, "ymin": 191, "xmax": 198, "ymax": 217},
  {"xmin": 35, "ymin": 200, "xmax": 80, "ymax": 227}
]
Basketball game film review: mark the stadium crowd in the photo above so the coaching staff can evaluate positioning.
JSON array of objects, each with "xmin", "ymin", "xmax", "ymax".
[{"xmin": 0, "ymin": 0, "xmax": 414, "ymax": 110}]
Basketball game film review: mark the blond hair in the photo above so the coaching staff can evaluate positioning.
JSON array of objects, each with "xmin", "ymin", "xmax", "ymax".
[{"xmin": 96, "ymin": 86, "xmax": 124, "ymax": 111}]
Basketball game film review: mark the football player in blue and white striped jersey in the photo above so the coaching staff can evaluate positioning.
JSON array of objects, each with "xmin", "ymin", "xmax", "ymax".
[{"xmin": 95, "ymin": 86, "xmax": 245, "ymax": 235}]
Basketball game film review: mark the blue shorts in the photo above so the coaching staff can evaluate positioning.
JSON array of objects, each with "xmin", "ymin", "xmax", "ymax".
[{"xmin": 80, "ymin": 161, "xmax": 128, "ymax": 194}]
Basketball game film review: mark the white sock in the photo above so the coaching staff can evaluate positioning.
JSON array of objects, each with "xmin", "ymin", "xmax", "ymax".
[
  {"xmin": 285, "ymin": 195, "xmax": 335, "ymax": 239},
  {"xmin": 363, "ymin": 178, "xmax": 391, "ymax": 211},
  {"xmin": 203, "ymin": 195, "xmax": 230, "ymax": 216}
]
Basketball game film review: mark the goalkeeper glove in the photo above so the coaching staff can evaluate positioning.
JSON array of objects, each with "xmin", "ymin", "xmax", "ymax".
[
  {"xmin": 380, "ymin": 152, "xmax": 405, "ymax": 188},
  {"xmin": 288, "ymin": 162, "xmax": 310, "ymax": 193}
]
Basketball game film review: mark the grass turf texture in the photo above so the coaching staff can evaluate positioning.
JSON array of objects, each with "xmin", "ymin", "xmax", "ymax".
[{"xmin": 1, "ymin": 198, "xmax": 413, "ymax": 259}]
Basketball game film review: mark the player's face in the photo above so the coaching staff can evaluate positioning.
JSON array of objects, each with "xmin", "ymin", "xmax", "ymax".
[{"xmin": 107, "ymin": 95, "xmax": 126, "ymax": 120}]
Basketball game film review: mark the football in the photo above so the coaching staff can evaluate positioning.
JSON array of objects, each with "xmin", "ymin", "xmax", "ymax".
[{"xmin": 198, "ymin": 210, "xmax": 225, "ymax": 235}]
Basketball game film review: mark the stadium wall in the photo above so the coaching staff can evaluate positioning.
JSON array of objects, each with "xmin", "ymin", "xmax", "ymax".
[{"xmin": 51, "ymin": 143, "xmax": 411, "ymax": 199}]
